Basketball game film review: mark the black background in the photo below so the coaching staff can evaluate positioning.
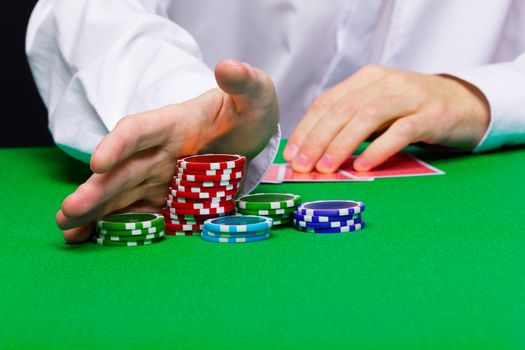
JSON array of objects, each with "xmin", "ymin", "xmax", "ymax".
[{"xmin": 4, "ymin": 1, "xmax": 53, "ymax": 148}]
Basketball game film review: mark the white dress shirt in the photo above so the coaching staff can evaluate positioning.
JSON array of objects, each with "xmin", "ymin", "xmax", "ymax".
[{"xmin": 26, "ymin": 0, "xmax": 525, "ymax": 192}]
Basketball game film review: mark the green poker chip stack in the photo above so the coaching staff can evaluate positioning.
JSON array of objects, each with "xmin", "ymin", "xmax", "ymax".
[
  {"xmin": 235, "ymin": 193, "xmax": 301, "ymax": 226},
  {"xmin": 93, "ymin": 213, "xmax": 166, "ymax": 247}
]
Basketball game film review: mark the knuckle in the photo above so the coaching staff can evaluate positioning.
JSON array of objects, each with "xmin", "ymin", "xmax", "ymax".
[
  {"xmin": 310, "ymin": 96, "xmax": 330, "ymax": 112},
  {"xmin": 331, "ymin": 101, "xmax": 350, "ymax": 117},
  {"xmin": 427, "ymin": 101, "xmax": 449, "ymax": 119},
  {"xmin": 393, "ymin": 118, "xmax": 417, "ymax": 139},
  {"xmin": 359, "ymin": 64, "xmax": 383, "ymax": 77},
  {"xmin": 356, "ymin": 104, "xmax": 381, "ymax": 124}
]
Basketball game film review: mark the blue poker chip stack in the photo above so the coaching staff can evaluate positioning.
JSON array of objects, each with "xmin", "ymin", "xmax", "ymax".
[
  {"xmin": 292, "ymin": 200, "xmax": 365, "ymax": 234},
  {"xmin": 202, "ymin": 215, "xmax": 273, "ymax": 243}
]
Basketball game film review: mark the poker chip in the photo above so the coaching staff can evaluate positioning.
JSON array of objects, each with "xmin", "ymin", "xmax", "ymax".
[
  {"xmin": 236, "ymin": 193, "xmax": 301, "ymax": 210},
  {"xmin": 162, "ymin": 209, "xmax": 227, "ymax": 222},
  {"xmin": 165, "ymin": 222, "xmax": 203, "ymax": 231},
  {"xmin": 201, "ymin": 227, "xmax": 270, "ymax": 243},
  {"xmin": 270, "ymin": 218, "xmax": 293, "ymax": 226},
  {"xmin": 178, "ymin": 154, "xmax": 246, "ymax": 170},
  {"xmin": 176, "ymin": 171, "xmax": 244, "ymax": 182},
  {"xmin": 96, "ymin": 213, "xmax": 164, "ymax": 230},
  {"xmin": 297, "ymin": 200, "xmax": 365, "ymax": 217},
  {"xmin": 166, "ymin": 202, "xmax": 235, "ymax": 216},
  {"xmin": 292, "ymin": 212, "xmax": 362, "ymax": 223},
  {"xmin": 173, "ymin": 178, "xmax": 239, "ymax": 188},
  {"xmin": 295, "ymin": 221, "xmax": 365, "ymax": 234},
  {"xmin": 166, "ymin": 199, "xmax": 234, "ymax": 210},
  {"xmin": 165, "ymin": 218, "xmax": 203, "ymax": 225},
  {"xmin": 236, "ymin": 207, "xmax": 296, "ymax": 216},
  {"xmin": 94, "ymin": 231, "xmax": 165, "ymax": 242},
  {"xmin": 168, "ymin": 188, "xmax": 238, "ymax": 199},
  {"xmin": 204, "ymin": 215, "xmax": 273, "ymax": 233},
  {"xmin": 176, "ymin": 166, "xmax": 245, "ymax": 176},
  {"xmin": 92, "ymin": 236, "xmax": 165, "ymax": 246},
  {"xmin": 165, "ymin": 230, "xmax": 201, "ymax": 236},
  {"xmin": 293, "ymin": 217, "xmax": 363, "ymax": 228},
  {"xmin": 204, "ymin": 228, "xmax": 270, "ymax": 238},
  {"xmin": 97, "ymin": 225, "xmax": 164, "ymax": 236},
  {"xmin": 171, "ymin": 183, "xmax": 239, "ymax": 193},
  {"xmin": 167, "ymin": 195, "xmax": 234, "ymax": 203}
]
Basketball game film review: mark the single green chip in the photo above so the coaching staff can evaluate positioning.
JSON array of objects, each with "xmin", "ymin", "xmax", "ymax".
[
  {"xmin": 97, "ymin": 225, "xmax": 165, "ymax": 237},
  {"xmin": 268, "ymin": 217, "xmax": 293, "ymax": 226},
  {"xmin": 236, "ymin": 206, "xmax": 296, "ymax": 216},
  {"xmin": 92, "ymin": 236, "xmax": 165, "ymax": 247},
  {"xmin": 94, "ymin": 231, "xmax": 165, "ymax": 242},
  {"xmin": 236, "ymin": 193, "xmax": 301, "ymax": 210},
  {"xmin": 96, "ymin": 213, "xmax": 164, "ymax": 230}
]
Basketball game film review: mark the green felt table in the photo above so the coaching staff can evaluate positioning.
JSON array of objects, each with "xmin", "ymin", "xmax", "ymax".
[{"xmin": 1, "ymin": 142, "xmax": 524, "ymax": 350}]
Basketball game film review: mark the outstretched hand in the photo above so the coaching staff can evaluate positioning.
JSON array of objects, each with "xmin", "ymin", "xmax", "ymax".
[
  {"xmin": 283, "ymin": 65, "xmax": 490, "ymax": 173},
  {"xmin": 57, "ymin": 60, "xmax": 279, "ymax": 243}
]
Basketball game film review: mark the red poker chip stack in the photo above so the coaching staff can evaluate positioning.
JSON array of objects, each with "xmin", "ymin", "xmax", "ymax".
[{"xmin": 162, "ymin": 154, "xmax": 246, "ymax": 236}]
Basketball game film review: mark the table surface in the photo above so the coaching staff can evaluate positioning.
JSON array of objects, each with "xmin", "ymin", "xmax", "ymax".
[{"xmin": 1, "ymin": 142, "xmax": 524, "ymax": 350}]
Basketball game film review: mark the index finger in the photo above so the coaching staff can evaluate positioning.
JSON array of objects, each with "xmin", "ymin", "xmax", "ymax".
[{"xmin": 284, "ymin": 65, "xmax": 387, "ymax": 161}]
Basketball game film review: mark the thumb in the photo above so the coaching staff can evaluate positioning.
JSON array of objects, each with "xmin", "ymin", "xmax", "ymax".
[{"xmin": 214, "ymin": 59, "xmax": 274, "ymax": 110}]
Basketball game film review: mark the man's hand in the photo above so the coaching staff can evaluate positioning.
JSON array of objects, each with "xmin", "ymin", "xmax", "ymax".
[
  {"xmin": 283, "ymin": 65, "xmax": 490, "ymax": 173},
  {"xmin": 57, "ymin": 60, "xmax": 279, "ymax": 243}
]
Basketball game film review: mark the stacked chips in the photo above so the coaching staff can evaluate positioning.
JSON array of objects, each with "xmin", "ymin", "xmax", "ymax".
[
  {"xmin": 202, "ymin": 215, "xmax": 273, "ymax": 243},
  {"xmin": 235, "ymin": 193, "xmax": 301, "ymax": 226},
  {"xmin": 293, "ymin": 200, "xmax": 365, "ymax": 234},
  {"xmin": 94, "ymin": 213, "xmax": 166, "ymax": 246},
  {"xmin": 162, "ymin": 154, "xmax": 246, "ymax": 236}
]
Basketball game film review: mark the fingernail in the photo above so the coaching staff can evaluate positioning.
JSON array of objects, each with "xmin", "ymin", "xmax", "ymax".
[
  {"xmin": 295, "ymin": 152, "xmax": 311, "ymax": 168},
  {"xmin": 318, "ymin": 154, "xmax": 333, "ymax": 170},
  {"xmin": 354, "ymin": 157, "xmax": 368, "ymax": 171},
  {"xmin": 284, "ymin": 143, "xmax": 299, "ymax": 160}
]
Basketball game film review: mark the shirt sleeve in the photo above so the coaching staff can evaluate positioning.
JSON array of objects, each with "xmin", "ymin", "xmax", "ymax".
[
  {"xmin": 25, "ymin": 0, "xmax": 280, "ymax": 189},
  {"xmin": 444, "ymin": 53, "xmax": 525, "ymax": 152}
]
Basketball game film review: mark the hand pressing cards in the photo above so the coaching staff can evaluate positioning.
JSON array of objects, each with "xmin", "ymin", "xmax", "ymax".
[{"xmin": 263, "ymin": 153, "xmax": 444, "ymax": 183}]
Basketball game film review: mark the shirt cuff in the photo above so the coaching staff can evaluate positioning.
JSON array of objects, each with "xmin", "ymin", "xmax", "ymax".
[
  {"xmin": 444, "ymin": 62, "xmax": 525, "ymax": 153},
  {"xmin": 241, "ymin": 123, "xmax": 282, "ymax": 195}
]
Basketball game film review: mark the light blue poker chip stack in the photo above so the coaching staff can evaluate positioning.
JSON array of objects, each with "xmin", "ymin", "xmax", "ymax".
[{"xmin": 202, "ymin": 215, "xmax": 273, "ymax": 243}]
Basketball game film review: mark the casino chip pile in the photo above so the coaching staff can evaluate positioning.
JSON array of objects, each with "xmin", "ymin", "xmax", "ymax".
[
  {"xmin": 202, "ymin": 215, "xmax": 273, "ymax": 243},
  {"xmin": 162, "ymin": 154, "xmax": 246, "ymax": 236},
  {"xmin": 94, "ymin": 213, "xmax": 166, "ymax": 246},
  {"xmin": 235, "ymin": 193, "xmax": 301, "ymax": 226},
  {"xmin": 293, "ymin": 200, "xmax": 365, "ymax": 234}
]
